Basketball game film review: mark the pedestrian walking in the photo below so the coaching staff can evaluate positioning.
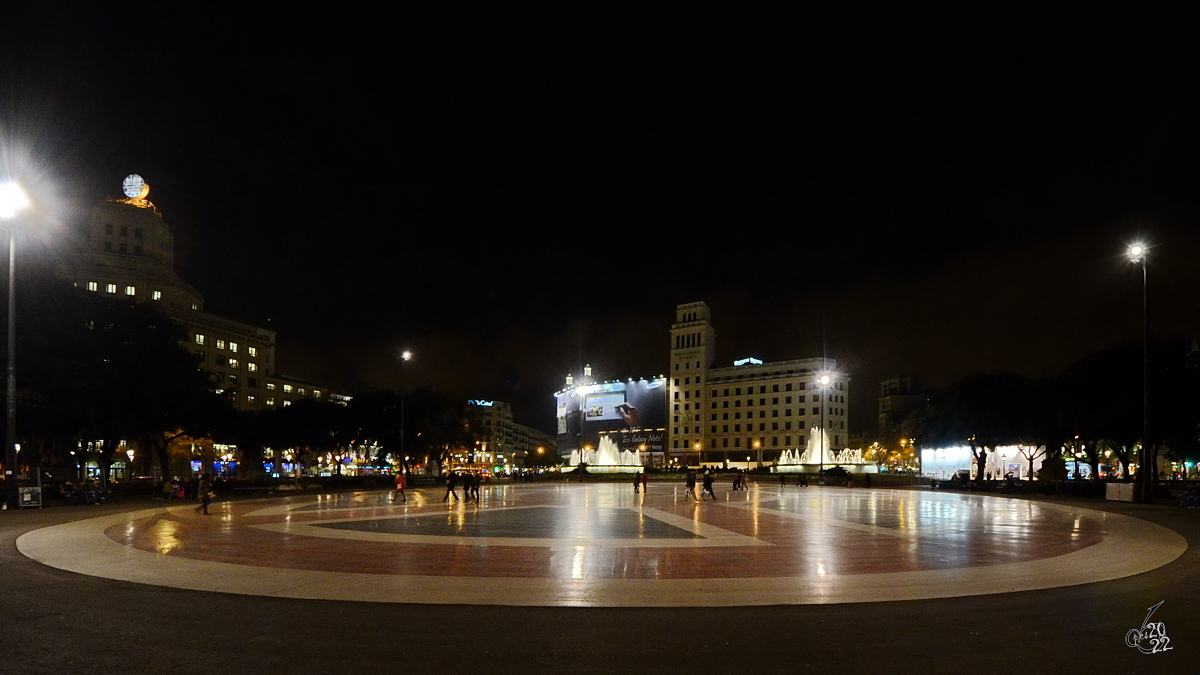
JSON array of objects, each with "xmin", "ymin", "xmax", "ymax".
[
  {"xmin": 641, "ymin": 471, "xmax": 649, "ymax": 493},
  {"xmin": 685, "ymin": 470, "xmax": 699, "ymax": 501},
  {"xmin": 443, "ymin": 472, "xmax": 459, "ymax": 502},
  {"xmin": 701, "ymin": 470, "xmax": 717, "ymax": 501},
  {"xmin": 197, "ymin": 473, "xmax": 213, "ymax": 515},
  {"xmin": 633, "ymin": 471, "xmax": 641, "ymax": 493},
  {"xmin": 391, "ymin": 471, "xmax": 407, "ymax": 503}
]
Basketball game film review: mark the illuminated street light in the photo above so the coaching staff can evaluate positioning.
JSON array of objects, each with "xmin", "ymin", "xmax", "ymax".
[
  {"xmin": 817, "ymin": 373, "xmax": 833, "ymax": 482},
  {"xmin": 399, "ymin": 349, "xmax": 412, "ymax": 473},
  {"xmin": 1, "ymin": 182, "xmax": 29, "ymax": 510},
  {"xmin": 1127, "ymin": 242, "xmax": 1151, "ymax": 499}
]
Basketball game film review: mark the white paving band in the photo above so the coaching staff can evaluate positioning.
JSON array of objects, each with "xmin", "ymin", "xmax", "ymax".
[{"xmin": 15, "ymin": 499, "xmax": 1188, "ymax": 607}]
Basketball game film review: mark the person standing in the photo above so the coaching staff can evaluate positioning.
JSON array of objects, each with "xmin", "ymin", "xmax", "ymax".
[
  {"xmin": 633, "ymin": 471, "xmax": 641, "ymax": 493},
  {"xmin": 641, "ymin": 471, "xmax": 649, "ymax": 494},
  {"xmin": 197, "ymin": 473, "xmax": 213, "ymax": 515},
  {"xmin": 702, "ymin": 470, "xmax": 717, "ymax": 501},
  {"xmin": 392, "ymin": 471, "xmax": 407, "ymax": 503}
]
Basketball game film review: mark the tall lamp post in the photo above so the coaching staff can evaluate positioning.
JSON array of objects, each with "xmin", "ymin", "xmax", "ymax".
[
  {"xmin": 817, "ymin": 374, "xmax": 831, "ymax": 482},
  {"xmin": 399, "ymin": 350, "xmax": 412, "ymax": 474},
  {"xmin": 1127, "ymin": 243, "xmax": 1150, "ymax": 498},
  {"xmin": 1, "ymin": 183, "xmax": 29, "ymax": 510}
]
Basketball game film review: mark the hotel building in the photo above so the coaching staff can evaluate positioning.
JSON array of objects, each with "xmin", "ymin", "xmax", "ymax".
[
  {"xmin": 57, "ymin": 177, "xmax": 333, "ymax": 412},
  {"xmin": 668, "ymin": 301, "xmax": 849, "ymax": 466}
]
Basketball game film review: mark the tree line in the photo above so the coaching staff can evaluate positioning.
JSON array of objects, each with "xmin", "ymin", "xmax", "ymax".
[{"xmin": 904, "ymin": 337, "xmax": 1200, "ymax": 482}]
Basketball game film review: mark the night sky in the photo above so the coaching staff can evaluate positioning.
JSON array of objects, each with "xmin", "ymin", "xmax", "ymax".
[{"xmin": 3, "ymin": 5, "xmax": 1199, "ymax": 435}]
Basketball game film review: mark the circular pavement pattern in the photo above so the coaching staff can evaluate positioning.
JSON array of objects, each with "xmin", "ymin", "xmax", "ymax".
[{"xmin": 16, "ymin": 483, "xmax": 1187, "ymax": 607}]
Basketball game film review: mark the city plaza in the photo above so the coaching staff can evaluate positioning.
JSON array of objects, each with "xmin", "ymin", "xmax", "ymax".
[{"xmin": 3, "ymin": 481, "xmax": 1197, "ymax": 673}]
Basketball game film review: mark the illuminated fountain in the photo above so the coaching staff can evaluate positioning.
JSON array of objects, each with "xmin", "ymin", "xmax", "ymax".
[
  {"xmin": 569, "ymin": 436, "xmax": 641, "ymax": 473},
  {"xmin": 774, "ymin": 426, "xmax": 877, "ymax": 473}
]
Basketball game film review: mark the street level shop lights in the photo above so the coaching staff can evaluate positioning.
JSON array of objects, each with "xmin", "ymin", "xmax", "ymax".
[{"xmin": 1, "ymin": 183, "xmax": 29, "ymax": 510}]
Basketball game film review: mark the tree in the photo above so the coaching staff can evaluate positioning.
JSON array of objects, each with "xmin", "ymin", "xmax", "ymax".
[
  {"xmin": 914, "ymin": 373, "xmax": 1041, "ymax": 481},
  {"xmin": 15, "ymin": 277, "xmax": 227, "ymax": 485}
]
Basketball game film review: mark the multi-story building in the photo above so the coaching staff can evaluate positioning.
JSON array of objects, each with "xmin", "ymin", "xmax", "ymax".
[
  {"xmin": 668, "ymin": 302, "xmax": 849, "ymax": 466},
  {"xmin": 464, "ymin": 399, "xmax": 556, "ymax": 469},
  {"xmin": 877, "ymin": 376, "xmax": 929, "ymax": 439},
  {"xmin": 59, "ymin": 176, "xmax": 333, "ymax": 413}
]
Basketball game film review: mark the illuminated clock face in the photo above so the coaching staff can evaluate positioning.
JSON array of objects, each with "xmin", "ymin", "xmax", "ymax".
[{"xmin": 122, "ymin": 174, "xmax": 148, "ymax": 199}]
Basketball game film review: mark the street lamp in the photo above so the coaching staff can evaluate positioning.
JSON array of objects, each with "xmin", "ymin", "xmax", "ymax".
[
  {"xmin": 694, "ymin": 442, "xmax": 701, "ymax": 469},
  {"xmin": 817, "ymin": 373, "xmax": 832, "ymax": 481},
  {"xmin": 1127, "ymin": 243, "xmax": 1150, "ymax": 498},
  {"xmin": 1, "ymin": 182, "xmax": 29, "ymax": 510},
  {"xmin": 399, "ymin": 350, "xmax": 412, "ymax": 474}
]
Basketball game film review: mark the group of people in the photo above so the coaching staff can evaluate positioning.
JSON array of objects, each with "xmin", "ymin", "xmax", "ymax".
[
  {"xmin": 59, "ymin": 478, "xmax": 113, "ymax": 505},
  {"xmin": 683, "ymin": 469, "xmax": 718, "ymax": 501},
  {"xmin": 442, "ymin": 471, "xmax": 483, "ymax": 503},
  {"xmin": 632, "ymin": 472, "xmax": 649, "ymax": 493},
  {"xmin": 158, "ymin": 474, "xmax": 215, "ymax": 514}
]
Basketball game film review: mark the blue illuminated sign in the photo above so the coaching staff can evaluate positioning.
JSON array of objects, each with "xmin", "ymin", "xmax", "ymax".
[{"xmin": 734, "ymin": 357, "xmax": 764, "ymax": 366}]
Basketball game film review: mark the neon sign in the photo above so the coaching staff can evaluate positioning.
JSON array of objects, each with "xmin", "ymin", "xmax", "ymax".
[{"xmin": 734, "ymin": 357, "xmax": 763, "ymax": 366}]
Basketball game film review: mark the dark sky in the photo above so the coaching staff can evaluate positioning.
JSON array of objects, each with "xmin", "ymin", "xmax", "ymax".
[{"xmin": 2, "ymin": 4, "xmax": 1199, "ymax": 436}]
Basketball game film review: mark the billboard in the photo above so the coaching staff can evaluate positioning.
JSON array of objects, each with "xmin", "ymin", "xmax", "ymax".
[{"xmin": 556, "ymin": 377, "xmax": 667, "ymax": 458}]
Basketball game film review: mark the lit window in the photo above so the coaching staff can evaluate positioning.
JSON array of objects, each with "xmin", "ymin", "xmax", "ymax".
[
  {"xmin": 267, "ymin": 383, "xmax": 276, "ymax": 391},
  {"xmin": 283, "ymin": 400, "xmax": 291, "ymax": 407},
  {"xmin": 298, "ymin": 388, "xmax": 305, "ymax": 395},
  {"xmin": 247, "ymin": 362, "xmax": 257, "ymax": 372},
  {"xmin": 152, "ymin": 290, "xmax": 162, "ymax": 301},
  {"xmin": 191, "ymin": 303, "xmax": 197, "ymax": 310},
  {"xmin": 230, "ymin": 342, "xmax": 238, "ymax": 353},
  {"xmin": 246, "ymin": 395, "xmax": 255, "ymax": 405},
  {"xmin": 87, "ymin": 281, "xmax": 98, "ymax": 292},
  {"xmin": 229, "ymin": 374, "xmax": 238, "ymax": 384},
  {"xmin": 283, "ymin": 385, "xmax": 293, "ymax": 393},
  {"xmin": 216, "ymin": 340, "xmax": 225, "ymax": 350},
  {"xmin": 314, "ymin": 391, "xmax": 321, "ymax": 399},
  {"xmin": 195, "ymin": 334, "xmax": 205, "ymax": 346},
  {"xmin": 124, "ymin": 285, "xmax": 135, "ymax": 296},
  {"xmin": 228, "ymin": 359, "xmax": 239, "ymax": 369},
  {"xmin": 215, "ymin": 388, "xmax": 224, "ymax": 395},
  {"xmin": 106, "ymin": 283, "xmax": 117, "ymax": 294},
  {"xmin": 248, "ymin": 346, "xmax": 257, "ymax": 357},
  {"xmin": 267, "ymin": 398, "xmax": 275, "ymax": 406}
]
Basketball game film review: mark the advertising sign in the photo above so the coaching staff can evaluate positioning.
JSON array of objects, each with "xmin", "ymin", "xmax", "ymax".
[{"xmin": 556, "ymin": 377, "xmax": 667, "ymax": 458}]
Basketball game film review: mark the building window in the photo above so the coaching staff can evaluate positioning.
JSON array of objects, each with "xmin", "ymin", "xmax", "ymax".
[
  {"xmin": 283, "ymin": 400, "xmax": 291, "ymax": 407},
  {"xmin": 267, "ymin": 398, "xmax": 275, "ymax": 406},
  {"xmin": 217, "ymin": 355, "xmax": 227, "ymax": 366},
  {"xmin": 228, "ymin": 359, "xmax": 239, "ymax": 369},
  {"xmin": 152, "ymin": 290, "xmax": 162, "ymax": 301},
  {"xmin": 103, "ymin": 241, "xmax": 112, "ymax": 252},
  {"xmin": 118, "ymin": 243, "xmax": 127, "ymax": 253},
  {"xmin": 267, "ymin": 383, "xmax": 276, "ymax": 391},
  {"xmin": 87, "ymin": 281, "xmax": 98, "ymax": 292},
  {"xmin": 230, "ymin": 342, "xmax": 238, "ymax": 353},
  {"xmin": 216, "ymin": 340, "xmax": 225, "ymax": 350},
  {"xmin": 283, "ymin": 385, "xmax": 293, "ymax": 393},
  {"xmin": 195, "ymin": 334, "xmax": 205, "ymax": 346},
  {"xmin": 134, "ymin": 228, "xmax": 142, "ymax": 239},
  {"xmin": 228, "ymin": 374, "xmax": 238, "ymax": 384},
  {"xmin": 124, "ymin": 285, "xmax": 135, "ymax": 296},
  {"xmin": 246, "ymin": 395, "xmax": 255, "ymax": 405},
  {"xmin": 120, "ymin": 225, "xmax": 128, "ymax": 236},
  {"xmin": 248, "ymin": 378, "xmax": 257, "ymax": 388},
  {"xmin": 191, "ymin": 303, "xmax": 198, "ymax": 310},
  {"xmin": 248, "ymin": 346, "xmax": 257, "ymax": 357},
  {"xmin": 247, "ymin": 362, "xmax": 257, "ymax": 372},
  {"xmin": 298, "ymin": 388, "xmax": 305, "ymax": 395},
  {"xmin": 105, "ymin": 283, "xmax": 117, "ymax": 294},
  {"xmin": 104, "ymin": 223, "xmax": 113, "ymax": 234}
]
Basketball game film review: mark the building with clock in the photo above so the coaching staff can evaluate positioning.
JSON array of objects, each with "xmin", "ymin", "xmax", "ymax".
[
  {"xmin": 57, "ymin": 175, "xmax": 333, "ymax": 412},
  {"xmin": 668, "ymin": 301, "xmax": 849, "ymax": 467}
]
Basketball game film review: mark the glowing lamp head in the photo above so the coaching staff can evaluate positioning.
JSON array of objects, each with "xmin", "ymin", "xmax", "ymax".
[
  {"xmin": 0, "ymin": 183, "xmax": 29, "ymax": 218},
  {"xmin": 401, "ymin": 350, "xmax": 412, "ymax": 361},
  {"xmin": 1128, "ymin": 243, "xmax": 1147, "ymax": 262},
  {"xmin": 818, "ymin": 375, "xmax": 831, "ymax": 386}
]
